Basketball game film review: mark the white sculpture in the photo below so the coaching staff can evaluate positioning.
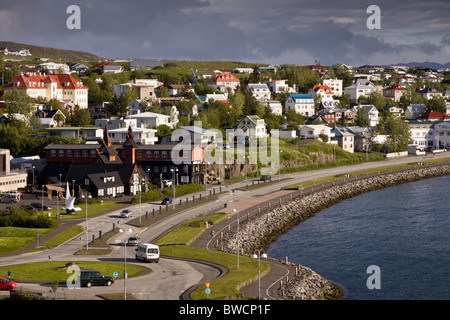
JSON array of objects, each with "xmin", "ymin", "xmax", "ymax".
[{"xmin": 62, "ymin": 181, "xmax": 81, "ymax": 212}]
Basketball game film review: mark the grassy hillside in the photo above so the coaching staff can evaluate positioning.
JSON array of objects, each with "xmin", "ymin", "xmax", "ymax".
[{"xmin": 0, "ymin": 41, "xmax": 102, "ymax": 63}]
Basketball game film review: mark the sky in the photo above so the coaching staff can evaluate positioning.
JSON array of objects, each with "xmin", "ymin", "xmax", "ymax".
[{"xmin": 1, "ymin": 0, "xmax": 449, "ymax": 67}]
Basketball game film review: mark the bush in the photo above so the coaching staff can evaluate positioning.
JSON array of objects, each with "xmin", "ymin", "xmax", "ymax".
[{"xmin": 0, "ymin": 209, "xmax": 57, "ymax": 228}]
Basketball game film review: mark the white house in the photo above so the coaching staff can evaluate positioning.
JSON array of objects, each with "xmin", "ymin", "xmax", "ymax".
[
  {"xmin": 405, "ymin": 104, "xmax": 427, "ymax": 120},
  {"xmin": 418, "ymin": 86, "xmax": 442, "ymax": 100},
  {"xmin": 108, "ymin": 126, "xmax": 158, "ymax": 145},
  {"xmin": 408, "ymin": 120, "xmax": 435, "ymax": 149},
  {"xmin": 265, "ymin": 79, "xmax": 296, "ymax": 94},
  {"xmin": 298, "ymin": 124, "xmax": 334, "ymax": 141},
  {"xmin": 285, "ymin": 94, "xmax": 315, "ymax": 116},
  {"xmin": 162, "ymin": 126, "xmax": 217, "ymax": 147},
  {"xmin": 36, "ymin": 62, "xmax": 70, "ymax": 74},
  {"xmin": 126, "ymin": 112, "xmax": 175, "ymax": 129},
  {"xmin": 322, "ymin": 78, "xmax": 343, "ymax": 96},
  {"xmin": 236, "ymin": 115, "xmax": 267, "ymax": 139},
  {"xmin": 308, "ymin": 85, "xmax": 334, "ymax": 100},
  {"xmin": 353, "ymin": 105, "xmax": 379, "ymax": 127},
  {"xmin": 258, "ymin": 100, "xmax": 283, "ymax": 115},
  {"xmin": 331, "ymin": 127, "xmax": 355, "ymax": 153},
  {"xmin": 247, "ymin": 83, "xmax": 271, "ymax": 101},
  {"xmin": 344, "ymin": 83, "xmax": 375, "ymax": 102}
]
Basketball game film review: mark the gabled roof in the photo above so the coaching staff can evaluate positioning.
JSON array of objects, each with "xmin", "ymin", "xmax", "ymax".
[
  {"xmin": 312, "ymin": 85, "xmax": 333, "ymax": 95},
  {"xmin": 4, "ymin": 74, "xmax": 88, "ymax": 90},
  {"xmin": 417, "ymin": 111, "xmax": 450, "ymax": 120},
  {"xmin": 289, "ymin": 94, "xmax": 314, "ymax": 101},
  {"xmin": 209, "ymin": 72, "xmax": 240, "ymax": 83}
]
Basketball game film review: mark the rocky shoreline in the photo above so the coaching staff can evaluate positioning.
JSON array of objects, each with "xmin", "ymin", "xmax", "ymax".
[{"xmin": 217, "ymin": 162, "xmax": 450, "ymax": 300}]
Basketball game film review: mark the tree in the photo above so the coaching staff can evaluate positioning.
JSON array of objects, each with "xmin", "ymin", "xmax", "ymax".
[
  {"xmin": 382, "ymin": 114, "xmax": 412, "ymax": 153},
  {"xmin": 355, "ymin": 107, "xmax": 369, "ymax": 126},
  {"xmin": 3, "ymin": 89, "xmax": 33, "ymax": 116},
  {"xmin": 70, "ymin": 106, "xmax": 92, "ymax": 127}
]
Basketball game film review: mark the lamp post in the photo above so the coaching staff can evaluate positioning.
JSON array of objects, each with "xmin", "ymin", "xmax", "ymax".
[
  {"xmin": 81, "ymin": 192, "xmax": 92, "ymax": 250},
  {"xmin": 251, "ymin": 249, "xmax": 268, "ymax": 300},
  {"xmin": 118, "ymin": 228, "xmax": 132, "ymax": 300},
  {"xmin": 171, "ymin": 167, "xmax": 178, "ymax": 209},
  {"xmin": 232, "ymin": 208, "xmax": 239, "ymax": 268},
  {"xmin": 58, "ymin": 174, "xmax": 62, "ymax": 218}
]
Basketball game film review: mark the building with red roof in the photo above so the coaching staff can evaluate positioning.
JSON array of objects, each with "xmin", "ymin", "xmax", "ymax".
[
  {"xmin": 208, "ymin": 72, "xmax": 240, "ymax": 92},
  {"xmin": 3, "ymin": 74, "xmax": 89, "ymax": 108}
]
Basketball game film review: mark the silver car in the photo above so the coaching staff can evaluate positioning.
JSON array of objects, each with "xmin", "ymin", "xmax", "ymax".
[{"xmin": 120, "ymin": 209, "xmax": 132, "ymax": 218}]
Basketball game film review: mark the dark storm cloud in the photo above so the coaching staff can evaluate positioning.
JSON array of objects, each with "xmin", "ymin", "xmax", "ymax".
[{"xmin": 1, "ymin": 0, "xmax": 449, "ymax": 65}]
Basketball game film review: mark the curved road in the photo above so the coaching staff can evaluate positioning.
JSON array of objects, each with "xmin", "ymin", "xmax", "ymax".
[{"xmin": 1, "ymin": 152, "xmax": 449, "ymax": 299}]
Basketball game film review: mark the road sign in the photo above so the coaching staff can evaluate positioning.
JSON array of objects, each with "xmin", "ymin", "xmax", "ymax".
[
  {"xmin": 113, "ymin": 272, "xmax": 118, "ymax": 278},
  {"xmin": 205, "ymin": 288, "xmax": 210, "ymax": 295},
  {"xmin": 7, "ymin": 271, "xmax": 11, "ymax": 277}
]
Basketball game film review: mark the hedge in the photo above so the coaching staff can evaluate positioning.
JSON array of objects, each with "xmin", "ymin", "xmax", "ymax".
[
  {"xmin": 0, "ymin": 209, "xmax": 57, "ymax": 228},
  {"xmin": 131, "ymin": 183, "xmax": 203, "ymax": 204}
]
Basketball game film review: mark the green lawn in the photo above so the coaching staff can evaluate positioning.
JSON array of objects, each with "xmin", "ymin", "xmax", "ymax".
[
  {"xmin": 0, "ymin": 261, "xmax": 149, "ymax": 283},
  {"xmin": 49, "ymin": 201, "xmax": 124, "ymax": 219},
  {"xmin": 0, "ymin": 227, "xmax": 54, "ymax": 255}
]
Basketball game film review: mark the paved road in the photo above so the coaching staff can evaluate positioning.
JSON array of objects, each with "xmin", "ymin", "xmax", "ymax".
[{"xmin": 2, "ymin": 152, "xmax": 449, "ymax": 299}]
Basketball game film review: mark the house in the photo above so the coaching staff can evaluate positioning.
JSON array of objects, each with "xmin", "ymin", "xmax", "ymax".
[
  {"xmin": 108, "ymin": 126, "xmax": 158, "ymax": 145},
  {"xmin": 45, "ymin": 127, "xmax": 104, "ymax": 142},
  {"xmin": 384, "ymin": 105, "xmax": 404, "ymax": 117},
  {"xmin": 352, "ymin": 105, "xmax": 379, "ymax": 127},
  {"xmin": 258, "ymin": 100, "xmax": 283, "ymax": 115},
  {"xmin": 317, "ymin": 108, "xmax": 336, "ymax": 123},
  {"xmin": 322, "ymin": 78, "xmax": 343, "ymax": 96},
  {"xmin": 130, "ymin": 59, "xmax": 164, "ymax": 71},
  {"xmin": 308, "ymin": 85, "xmax": 334, "ymax": 100},
  {"xmin": 103, "ymin": 64, "xmax": 123, "ymax": 74},
  {"xmin": 233, "ymin": 68, "xmax": 253, "ymax": 74},
  {"xmin": 344, "ymin": 83, "xmax": 375, "ymax": 102},
  {"xmin": 126, "ymin": 111, "xmax": 175, "ymax": 129},
  {"xmin": 408, "ymin": 120, "xmax": 435, "ymax": 149},
  {"xmin": 161, "ymin": 126, "xmax": 217, "ymax": 148},
  {"xmin": 83, "ymin": 171, "xmax": 125, "ymax": 198},
  {"xmin": 114, "ymin": 79, "xmax": 162, "ymax": 100},
  {"xmin": 258, "ymin": 65, "xmax": 279, "ymax": 73},
  {"xmin": 247, "ymin": 83, "xmax": 271, "ymax": 101},
  {"xmin": 382, "ymin": 82, "xmax": 407, "ymax": 102},
  {"xmin": 208, "ymin": 72, "xmax": 240, "ymax": 93},
  {"xmin": 190, "ymin": 70, "xmax": 218, "ymax": 84},
  {"xmin": 116, "ymin": 130, "xmax": 204, "ymax": 185},
  {"xmin": 236, "ymin": 115, "xmax": 267, "ymax": 140},
  {"xmin": 298, "ymin": 125, "xmax": 334, "ymax": 141},
  {"xmin": 36, "ymin": 62, "xmax": 70, "ymax": 74},
  {"xmin": 35, "ymin": 109, "xmax": 66, "ymax": 127},
  {"xmin": 334, "ymin": 108, "xmax": 356, "ymax": 123},
  {"xmin": 3, "ymin": 74, "xmax": 89, "ymax": 108},
  {"xmin": 418, "ymin": 86, "xmax": 442, "ymax": 100},
  {"xmin": 416, "ymin": 111, "xmax": 450, "ymax": 122},
  {"xmin": 167, "ymin": 84, "xmax": 194, "ymax": 97},
  {"xmin": 285, "ymin": 94, "xmax": 315, "ymax": 116},
  {"xmin": 331, "ymin": 127, "xmax": 355, "ymax": 153},
  {"xmin": 405, "ymin": 104, "xmax": 427, "ymax": 120},
  {"xmin": 345, "ymin": 126, "xmax": 373, "ymax": 152},
  {"xmin": 265, "ymin": 79, "xmax": 296, "ymax": 94}
]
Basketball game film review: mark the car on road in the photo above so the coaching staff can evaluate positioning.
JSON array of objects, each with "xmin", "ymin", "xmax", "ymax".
[
  {"xmin": 135, "ymin": 243, "xmax": 160, "ymax": 262},
  {"xmin": 1, "ymin": 193, "xmax": 21, "ymax": 203},
  {"xmin": 260, "ymin": 175, "xmax": 271, "ymax": 182},
  {"xmin": 78, "ymin": 270, "xmax": 114, "ymax": 288},
  {"xmin": 127, "ymin": 236, "xmax": 139, "ymax": 246},
  {"xmin": 0, "ymin": 277, "xmax": 17, "ymax": 291},
  {"xmin": 30, "ymin": 202, "xmax": 52, "ymax": 210},
  {"xmin": 21, "ymin": 204, "xmax": 38, "ymax": 211},
  {"xmin": 161, "ymin": 197, "xmax": 172, "ymax": 205},
  {"xmin": 120, "ymin": 209, "xmax": 132, "ymax": 218}
]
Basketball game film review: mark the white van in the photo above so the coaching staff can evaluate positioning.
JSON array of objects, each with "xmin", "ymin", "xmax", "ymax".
[{"xmin": 135, "ymin": 243, "xmax": 160, "ymax": 263}]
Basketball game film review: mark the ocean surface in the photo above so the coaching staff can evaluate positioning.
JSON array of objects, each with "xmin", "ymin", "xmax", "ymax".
[{"xmin": 267, "ymin": 175, "xmax": 450, "ymax": 300}]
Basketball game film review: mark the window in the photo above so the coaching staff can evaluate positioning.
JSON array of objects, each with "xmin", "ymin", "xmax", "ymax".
[
  {"xmin": 51, "ymin": 150, "xmax": 56, "ymax": 157},
  {"xmin": 162, "ymin": 151, "xmax": 167, "ymax": 158},
  {"xmin": 90, "ymin": 150, "xmax": 96, "ymax": 157},
  {"xmin": 146, "ymin": 151, "xmax": 152, "ymax": 158},
  {"xmin": 67, "ymin": 150, "xmax": 72, "ymax": 157},
  {"xmin": 83, "ymin": 150, "xmax": 88, "ymax": 157},
  {"xmin": 138, "ymin": 151, "xmax": 143, "ymax": 158},
  {"xmin": 75, "ymin": 150, "xmax": 80, "ymax": 157},
  {"xmin": 58, "ymin": 150, "xmax": 64, "ymax": 157},
  {"xmin": 154, "ymin": 151, "xmax": 159, "ymax": 158}
]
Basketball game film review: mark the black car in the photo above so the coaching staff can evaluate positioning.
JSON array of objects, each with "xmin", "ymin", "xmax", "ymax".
[
  {"xmin": 78, "ymin": 270, "xmax": 114, "ymax": 288},
  {"xmin": 260, "ymin": 175, "xmax": 271, "ymax": 182},
  {"xmin": 161, "ymin": 197, "xmax": 173, "ymax": 205},
  {"xmin": 30, "ymin": 202, "xmax": 52, "ymax": 210}
]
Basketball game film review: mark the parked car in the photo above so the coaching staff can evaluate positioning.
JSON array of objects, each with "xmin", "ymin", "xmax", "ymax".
[
  {"xmin": 120, "ymin": 209, "xmax": 132, "ymax": 218},
  {"xmin": 260, "ymin": 175, "xmax": 271, "ymax": 182},
  {"xmin": 0, "ymin": 277, "xmax": 17, "ymax": 291},
  {"xmin": 21, "ymin": 204, "xmax": 38, "ymax": 211},
  {"xmin": 0, "ymin": 193, "xmax": 21, "ymax": 203},
  {"xmin": 78, "ymin": 270, "xmax": 114, "ymax": 288},
  {"xmin": 127, "ymin": 236, "xmax": 139, "ymax": 246},
  {"xmin": 30, "ymin": 203, "xmax": 52, "ymax": 210},
  {"xmin": 161, "ymin": 197, "xmax": 173, "ymax": 205}
]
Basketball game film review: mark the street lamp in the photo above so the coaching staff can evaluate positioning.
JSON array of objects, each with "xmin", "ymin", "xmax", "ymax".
[
  {"xmin": 81, "ymin": 192, "xmax": 92, "ymax": 250},
  {"xmin": 58, "ymin": 174, "xmax": 62, "ymax": 218},
  {"xmin": 232, "ymin": 208, "xmax": 239, "ymax": 269},
  {"xmin": 118, "ymin": 228, "xmax": 132, "ymax": 300},
  {"xmin": 171, "ymin": 167, "xmax": 178, "ymax": 209},
  {"xmin": 251, "ymin": 249, "xmax": 268, "ymax": 300}
]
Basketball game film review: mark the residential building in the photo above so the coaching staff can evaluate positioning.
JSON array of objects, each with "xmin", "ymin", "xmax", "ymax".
[
  {"xmin": 345, "ymin": 126, "xmax": 373, "ymax": 152},
  {"xmin": 247, "ymin": 83, "xmax": 271, "ymax": 101},
  {"xmin": 114, "ymin": 79, "xmax": 162, "ymax": 100},
  {"xmin": 103, "ymin": 64, "xmax": 123, "ymax": 74},
  {"xmin": 344, "ymin": 83, "xmax": 375, "ymax": 102},
  {"xmin": 331, "ymin": 127, "xmax": 355, "ymax": 153},
  {"xmin": 259, "ymin": 100, "xmax": 283, "ymax": 115},
  {"xmin": 285, "ymin": 94, "xmax": 315, "ymax": 116},
  {"xmin": 265, "ymin": 79, "xmax": 296, "ymax": 94},
  {"xmin": 317, "ymin": 108, "xmax": 336, "ymax": 123},
  {"xmin": 408, "ymin": 120, "xmax": 435, "ymax": 149},
  {"xmin": 322, "ymin": 78, "xmax": 343, "ymax": 96},
  {"xmin": 353, "ymin": 105, "xmax": 379, "ymax": 127},
  {"xmin": 36, "ymin": 63, "xmax": 70, "ymax": 74},
  {"xmin": 298, "ymin": 125, "xmax": 334, "ymax": 141},
  {"xmin": 418, "ymin": 86, "xmax": 442, "ymax": 100},
  {"xmin": 0, "ymin": 47, "xmax": 31, "ymax": 56},
  {"xmin": 233, "ymin": 68, "xmax": 253, "ymax": 74},
  {"xmin": 384, "ymin": 105, "xmax": 404, "ymax": 117},
  {"xmin": 382, "ymin": 82, "xmax": 407, "ymax": 102},
  {"xmin": 46, "ymin": 127, "xmax": 104, "ymax": 142},
  {"xmin": 109, "ymin": 126, "xmax": 158, "ymax": 145},
  {"xmin": 208, "ymin": 72, "xmax": 240, "ymax": 92},
  {"xmin": 3, "ymin": 74, "xmax": 89, "ymax": 108},
  {"xmin": 161, "ymin": 126, "xmax": 217, "ymax": 148},
  {"xmin": 236, "ymin": 115, "xmax": 267, "ymax": 140},
  {"xmin": 126, "ymin": 111, "xmax": 174, "ymax": 129},
  {"xmin": 35, "ymin": 109, "xmax": 66, "ymax": 128},
  {"xmin": 308, "ymin": 85, "xmax": 334, "ymax": 100},
  {"xmin": 334, "ymin": 108, "xmax": 356, "ymax": 123},
  {"xmin": 405, "ymin": 104, "xmax": 427, "ymax": 120}
]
